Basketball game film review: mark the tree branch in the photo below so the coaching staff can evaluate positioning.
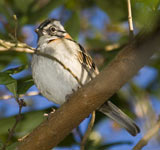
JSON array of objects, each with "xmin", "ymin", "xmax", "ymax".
[
  {"xmin": 133, "ymin": 116, "xmax": 160, "ymax": 150},
  {"xmin": 13, "ymin": 22, "xmax": 160, "ymax": 150},
  {"xmin": 2, "ymin": 98, "xmax": 26, "ymax": 150},
  {"xmin": 80, "ymin": 111, "xmax": 95, "ymax": 150},
  {"xmin": 0, "ymin": 91, "xmax": 39, "ymax": 100},
  {"xmin": 0, "ymin": 39, "xmax": 34, "ymax": 53},
  {"xmin": 127, "ymin": 0, "xmax": 134, "ymax": 39}
]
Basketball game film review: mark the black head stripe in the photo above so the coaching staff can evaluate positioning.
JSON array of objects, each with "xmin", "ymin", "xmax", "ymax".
[
  {"xmin": 38, "ymin": 19, "xmax": 52, "ymax": 30},
  {"xmin": 38, "ymin": 18, "xmax": 59, "ymax": 30}
]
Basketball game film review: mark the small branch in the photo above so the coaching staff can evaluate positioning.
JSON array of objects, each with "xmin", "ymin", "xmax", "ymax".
[
  {"xmin": 0, "ymin": 39, "xmax": 34, "ymax": 53},
  {"xmin": 13, "ymin": 14, "xmax": 18, "ymax": 42},
  {"xmin": 80, "ymin": 111, "xmax": 95, "ymax": 150},
  {"xmin": 2, "ymin": 98, "xmax": 26, "ymax": 150},
  {"xmin": 133, "ymin": 116, "xmax": 160, "ymax": 150},
  {"xmin": 0, "ymin": 91, "xmax": 40, "ymax": 100},
  {"xmin": 105, "ymin": 43, "xmax": 120, "ymax": 51},
  {"xmin": 127, "ymin": 0, "xmax": 134, "ymax": 39}
]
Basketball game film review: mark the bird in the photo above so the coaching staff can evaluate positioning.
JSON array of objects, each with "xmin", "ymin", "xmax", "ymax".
[{"xmin": 31, "ymin": 18, "xmax": 140, "ymax": 136}]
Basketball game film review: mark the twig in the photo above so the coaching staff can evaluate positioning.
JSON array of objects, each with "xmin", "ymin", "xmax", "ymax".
[
  {"xmin": 133, "ymin": 116, "xmax": 160, "ymax": 150},
  {"xmin": 127, "ymin": 0, "xmax": 134, "ymax": 39},
  {"xmin": 105, "ymin": 43, "xmax": 120, "ymax": 51},
  {"xmin": 2, "ymin": 98, "xmax": 26, "ymax": 150},
  {"xmin": 0, "ymin": 39, "xmax": 34, "ymax": 53},
  {"xmin": 80, "ymin": 111, "xmax": 95, "ymax": 150},
  {"xmin": 13, "ymin": 15, "xmax": 18, "ymax": 41},
  {"xmin": 0, "ymin": 91, "xmax": 40, "ymax": 100}
]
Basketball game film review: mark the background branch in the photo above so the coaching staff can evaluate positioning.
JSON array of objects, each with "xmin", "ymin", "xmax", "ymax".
[
  {"xmin": 0, "ymin": 91, "xmax": 39, "ymax": 100},
  {"xmin": 127, "ymin": 0, "xmax": 134, "ymax": 39},
  {"xmin": 15, "ymin": 22, "xmax": 160, "ymax": 150},
  {"xmin": 133, "ymin": 116, "xmax": 160, "ymax": 150},
  {"xmin": 2, "ymin": 98, "xmax": 26, "ymax": 150},
  {"xmin": 0, "ymin": 39, "xmax": 34, "ymax": 53},
  {"xmin": 80, "ymin": 111, "xmax": 95, "ymax": 150}
]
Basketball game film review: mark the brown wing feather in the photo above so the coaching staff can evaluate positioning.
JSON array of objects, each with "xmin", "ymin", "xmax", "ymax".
[
  {"xmin": 64, "ymin": 37, "xmax": 99, "ymax": 77},
  {"xmin": 77, "ymin": 43, "xmax": 99, "ymax": 78}
]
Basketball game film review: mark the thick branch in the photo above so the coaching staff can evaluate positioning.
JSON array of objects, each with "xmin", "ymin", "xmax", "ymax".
[{"xmin": 15, "ymin": 23, "xmax": 160, "ymax": 150}]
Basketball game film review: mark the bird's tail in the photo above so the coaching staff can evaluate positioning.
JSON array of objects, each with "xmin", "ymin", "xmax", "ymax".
[{"xmin": 99, "ymin": 101, "xmax": 140, "ymax": 136}]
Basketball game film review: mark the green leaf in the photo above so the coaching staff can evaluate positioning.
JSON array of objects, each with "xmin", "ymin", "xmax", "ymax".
[
  {"xmin": 58, "ymin": 133, "xmax": 76, "ymax": 147},
  {"xmin": 0, "ymin": 51, "xmax": 28, "ymax": 71},
  {"xmin": 133, "ymin": 2, "xmax": 158, "ymax": 30},
  {"xmin": 27, "ymin": 0, "xmax": 65, "ymax": 24},
  {"xmin": 0, "ymin": 110, "xmax": 45, "ymax": 140},
  {"xmin": 86, "ymin": 140, "xmax": 132, "ymax": 150},
  {"xmin": 6, "ymin": 82, "xmax": 17, "ymax": 97},
  {"xmin": 0, "ymin": 72, "xmax": 15, "ymax": 85},
  {"xmin": 95, "ymin": 0, "xmax": 127, "ymax": 22},
  {"xmin": 0, "ymin": 1, "xmax": 11, "ymax": 21},
  {"xmin": 0, "ymin": 108, "xmax": 78, "ymax": 147},
  {"xmin": 7, "ymin": 142, "xmax": 19, "ymax": 150},
  {"xmin": 17, "ymin": 75, "xmax": 34, "ymax": 94},
  {"xmin": 65, "ymin": 11, "xmax": 80, "ymax": 39},
  {"xmin": 13, "ymin": 0, "xmax": 34, "ymax": 13},
  {"xmin": 0, "ymin": 72, "xmax": 17, "ymax": 96},
  {"xmin": 0, "ymin": 140, "xmax": 4, "ymax": 149},
  {"xmin": 65, "ymin": 0, "xmax": 95, "ymax": 9},
  {"xmin": 4, "ymin": 65, "xmax": 28, "ymax": 75},
  {"xmin": 0, "ymin": 65, "xmax": 30, "ymax": 96},
  {"xmin": 135, "ymin": 0, "xmax": 160, "ymax": 10},
  {"xmin": 96, "ymin": 141, "xmax": 132, "ymax": 150},
  {"xmin": 86, "ymin": 38, "xmax": 106, "ymax": 50}
]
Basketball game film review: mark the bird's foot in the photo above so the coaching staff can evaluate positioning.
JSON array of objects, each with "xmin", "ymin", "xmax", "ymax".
[{"xmin": 44, "ymin": 108, "xmax": 56, "ymax": 120}]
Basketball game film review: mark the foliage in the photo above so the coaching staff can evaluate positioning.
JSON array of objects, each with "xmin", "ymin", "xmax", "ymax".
[{"xmin": 0, "ymin": 0, "xmax": 160, "ymax": 150}]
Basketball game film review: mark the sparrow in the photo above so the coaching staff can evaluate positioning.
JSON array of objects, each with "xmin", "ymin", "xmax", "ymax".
[{"xmin": 31, "ymin": 19, "xmax": 140, "ymax": 136}]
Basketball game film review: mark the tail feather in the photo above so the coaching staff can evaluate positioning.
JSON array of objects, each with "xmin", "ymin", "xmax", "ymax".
[{"xmin": 99, "ymin": 101, "xmax": 140, "ymax": 136}]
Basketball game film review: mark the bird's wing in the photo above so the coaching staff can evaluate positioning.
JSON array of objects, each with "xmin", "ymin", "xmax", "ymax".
[{"xmin": 76, "ymin": 43, "xmax": 99, "ymax": 78}]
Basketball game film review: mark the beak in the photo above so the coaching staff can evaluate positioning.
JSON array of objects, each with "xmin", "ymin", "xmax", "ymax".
[{"xmin": 35, "ymin": 28, "xmax": 39, "ymax": 33}]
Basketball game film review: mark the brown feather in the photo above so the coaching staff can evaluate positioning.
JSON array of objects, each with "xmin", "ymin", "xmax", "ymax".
[{"xmin": 76, "ymin": 43, "xmax": 99, "ymax": 78}]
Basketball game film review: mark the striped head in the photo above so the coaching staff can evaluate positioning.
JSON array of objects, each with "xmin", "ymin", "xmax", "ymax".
[{"xmin": 35, "ymin": 19, "xmax": 66, "ymax": 38}]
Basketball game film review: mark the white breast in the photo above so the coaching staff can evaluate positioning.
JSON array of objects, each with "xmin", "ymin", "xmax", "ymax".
[{"xmin": 31, "ymin": 38, "xmax": 90, "ymax": 105}]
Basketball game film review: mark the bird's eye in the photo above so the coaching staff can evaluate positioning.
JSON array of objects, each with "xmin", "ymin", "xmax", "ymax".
[{"xmin": 50, "ymin": 26, "xmax": 56, "ymax": 32}]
